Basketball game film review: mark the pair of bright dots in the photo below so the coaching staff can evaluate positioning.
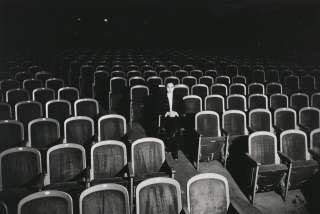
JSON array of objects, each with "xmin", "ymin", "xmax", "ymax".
[{"xmin": 76, "ymin": 18, "xmax": 109, "ymax": 22}]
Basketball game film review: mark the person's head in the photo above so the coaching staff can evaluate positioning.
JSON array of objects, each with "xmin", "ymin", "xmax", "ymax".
[{"xmin": 166, "ymin": 82, "xmax": 174, "ymax": 94}]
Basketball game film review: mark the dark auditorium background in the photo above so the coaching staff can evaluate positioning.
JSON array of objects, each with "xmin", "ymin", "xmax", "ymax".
[{"xmin": 1, "ymin": 0, "xmax": 320, "ymax": 52}]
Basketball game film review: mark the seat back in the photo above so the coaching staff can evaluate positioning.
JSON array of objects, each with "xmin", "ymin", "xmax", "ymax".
[
  {"xmin": 205, "ymin": 95, "xmax": 225, "ymax": 114},
  {"xmin": 290, "ymin": 93, "xmax": 309, "ymax": 112},
  {"xmin": 98, "ymin": 114, "xmax": 127, "ymax": 141},
  {"xmin": 130, "ymin": 85, "xmax": 149, "ymax": 103},
  {"xmin": 58, "ymin": 87, "xmax": 80, "ymax": 107},
  {"xmin": 0, "ymin": 120, "xmax": 24, "ymax": 153},
  {"xmin": 195, "ymin": 111, "xmax": 221, "ymax": 137},
  {"xmin": 280, "ymin": 130, "xmax": 308, "ymax": 161},
  {"xmin": 164, "ymin": 76, "xmax": 180, "ymax": 85},
  {"xmin": 311, "ymin": 92, "xmax": 320, "ymax": 109},
  {"xmin": 6, "ymin": 88, "xmax": 30, "ymax": 111},
  {"xmin": 0, "ymin": 103, "xmax": 12, "ymax": 120},
  {"xmin": 28, "ymin": 118, "xmax": 60, "ymax": 149},
  {"xmin": 80, "ymin": 184, "xmax": 130, "ymax": 214},
  {"xmin": 299, "ymin": 107, "xmax": 320, "ymax": 131},
  {"xmin": 46, "ymin": 144, "xmax": 86, "ymax": 184},
  {"xmin": 187, "ymin": 173, "xmax": 229, "ymax": 214},
  {"xmin": 45, "ymin": 78, "xmax": 64, "ymax": 96},
  {"xmin": 249, "ymin": 109, "xmax": 272, "ymax": 132},
  {"xmin": 270, "ymin": 94, "xmax": 288, "ymax": 110},
  {"xmin": 129, "ymin": 77, "xmax": 146, "ymax": 87},
  {"xmin": 136, "ymin": 177, "xmax": 182, "ymax": 214},
  {"xmin": 23, "ymin": 79, "xmax": 42, "ymax": 95},
  {"xmin": 311, "ymin": 128, "xmax": 320, "ymax": 154},
  {"xmin": 216, "ymin": 76, "xmax": 230, "ymax": 86},
  {"xmin": 274, "ymin": 108, "xmax": 297, "ymax": 131},
  {"xmin": 64, "ymin": 116, "xmax": 94, "ymax": 145},
  {"xmin": 248, "ymin": 83, "xmax": 265, "ymax": 95},
  {"xmin": 182, "ymin": 76, "xmax": 197, "ymax": 88},
  {"xmin": 33, "ymin": 88, "xmax": 55, "ymax": 112},
  {"xmin": 91, "ymin": 140, "xmax": 127, "ymax": 180},
  {"xmin": 132, "ymin": 138, "xmax": 165, "ymax": 176},
  {"xmin": 222, "ymin": 110, "xmax": 247, "ymax": 136},
  {"xmin": 0, "ymin": 147, "xmax": 42, "ymax": 191},
  {"xmin": 211, "ymin": 84, "xmax": 228, "ymax": 97},
  {"xmin": 227, "ymin": 95, "xmax": 246, "ymax": 111},
  {"xmin": 110, "ymin": 77, "xmax": 127, "ymax": 94},
  {"xmin": 248, "ymin": 94, "xmax": 268, "ymax": 110},
  {"xmin": 249, "ymin": 132, "xmax": 278, "ymax": 165},
  {"xmin": 229, "ymin": 83, "xmax": 246, "ymax": 96},
  {"xmin": 183, "ymin": 95, "xmax": 202, "ymax": 114},
  {"xmin": 74, "ymin": 98, "xmax": 99, "ymax": 120},
  {"xmin": 18, "ymin": 190, "xmax": 73, "ymax": 214},
  {"xmin": 284, "ymin": 75, "xmax": 299, "ymax": 95},
  {"xmin": 266, "ymin": 83, "xmax": 282, "ymax": 96},
  {"xmin": 199, "ymin": 76, "xmax": 214, "ymax": 88},
  {"xmin": 191, "ymin": 84, "xmax": 209, "ymax": 100}
]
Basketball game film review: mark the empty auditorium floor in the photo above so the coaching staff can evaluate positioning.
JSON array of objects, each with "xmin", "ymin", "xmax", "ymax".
[{"xmin": 255, "ymin": 190, "xmax": 309, "ymax": 214}]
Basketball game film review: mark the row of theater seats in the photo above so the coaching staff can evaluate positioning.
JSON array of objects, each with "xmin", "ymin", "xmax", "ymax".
[{"xmin": 1, "ymin": 173, "xmax": 230, "ymax": 214}]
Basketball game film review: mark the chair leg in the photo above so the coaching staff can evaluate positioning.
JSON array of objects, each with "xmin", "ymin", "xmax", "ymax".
[
  {"xmin": 251, "ymin": 166, "xmax": 259, "ymax": 204},
  {"xmin": 130, "ymin": 178, "xmax": 134, "ymax": 214},
  {"xmin": 282, "ymin": 165, "xmax": 292, "ymax": 201}
]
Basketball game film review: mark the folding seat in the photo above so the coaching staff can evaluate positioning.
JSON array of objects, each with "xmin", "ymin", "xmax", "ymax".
[
  {"xmin": 229, "ymin": 83, "xmax": 246, "ymax": 96},
  {"xmin": 89, "ymin": 140, "xmax": 130, "ymax": 186},
  {"xmin": 45, "ymin": 143, "xmax": 87, "ymax": 186},
  {"xmin": 92, "ymin": 71, "xmax": 109, "ymax": 110},
  {"xmin": 130, "ymin": 85, "xmax": 149, "ymax": 125},
  {"xmin": 143, "ymin": 70, "xmax": 157, "ymax": 79},
  {"xmin": 267, "ymin": 69, "xmax": 280, "ymax": 82},
  {"xmin": 32, "ymin": 88, "xmax": 55, "ymax": 113},
  {"xmin": 280, "ymin": 130, "xmax": 318, "ymax": 190},
  {"xmin": 23, "ymin": 79, "xmax": 42, "ymax": 95},
  {"xmin": 186, "ymin": 173, "xmax": 230, "ymax": 214},
  {"xmin": 175, "ymin": 70, "xmax": 188, "ymax": 80},
  {"xmin": 28, "ymin": 118, "xmax": 60, "ymax": 150},
  {"xmin": 270, "ymin": 93, "xmax": 288, "ymax": 111},
  {"xmin": 227, "ymin": 94, "xmax": 247, "ymax": 111},
  {"xmin": 127, "ymin": 70, "xmax": 142, "ymax": 79},
  {"xmin": 211, "ymin": 83, "xmax": 228, "ymax": 97},
  {"xmin": 184, "ymin": 64, "xmax": 196, "ymax": 71},
  {"xmin": 244, "ymin": 131, "xmax": 290, "ymax": 203},
  {"xmin": 0, "ymin": 103, "xmax": 12, "ymax": 120},
  {"xmin": 0, "ymin": 201, "xmax": 8, "ymax": 214},
  {"xmin": 300, "ymin": 74, "xmax": 316, "ymax": 95},
  {"xmin": 290, "ymin": 93, "xmax": 309, "ymax": 112},
  {"xmin": 251, "ymin": 69, "xmax": 266, "ymax": 83},
  {"xmin": 111, "ymin": 71, "xmax": 126, "ymax": 78},
  {"xmin": 164, "ymin": 76, "xmax": 180, "ymax": 85},
  {"xmin": 204, "ymin": 69, "xmax": 217, "ymax": 78},
  {"xmin": 146, "ymin": 76, "xmax": 163, "ymax": 87},
  {"xmin": 128, "ymin": 77, "xmax": 145, "ymax": 87},
  {"xmin": 58, "ymin": 87, "xmax": 80, "ymax": 108},
  {"xmin": 266, "ymin": 82, "xmax": 282, "ymax": 96},
  {"xmin": 46, "ymin": 100, "xmax": 72, "ymax": 137},
  {"xmin": 195, "ymin": 111, "xmax": 225, "ymax": 168},
  {"xmin": 249, "ymin": 109, "xmax": 273, "ymax": 132},
  {"xmin": 0, "ymin": 79, "xmax": 19, "ymax": 95},
  {"xmin": 15, "ymin": 72, "xmax": 30, "ymax": 86},
  {"xmin": 80, "ymin": 184, "xmax": 130, "ymax": 214},
  {"xmin": 64, "ymin": 116, "xmax": 94, "ymax": 146},
  {"xmin": 298, "ymin": 107, "xmax": 320, "ymax": 135},
  {"xmin": 232, "ymin": 75, "xmax": 247, "ymax": 84},
  {"xmin": 222, "ymin": 110, "xmax": 248, "ymax": 164},
  {"xmin": 216, "ymin": 75, "xmax": 230, "ymax": 86},
  {"xmin": 284, "ymin": 75, "xmax": 300, "ymax": 95},
  {"xmin": 274, "ymin": 108, "xmax": 297, "ymax": 133},
  {"xmin": 35, "ymin": 71, "xmax": 52, "ymax": 84},
  {"xmin": 15, "ymin": 101, "xmax": 42, "ymax": 139},
  {"xmin": 191, "ymin": 84, "xmax": 209, "ymax": 101},
  {"xmin": 181, "ymin": 76, "xmax": 197, "ymax": 89},
  {"xmin": 248, "ymin": 94, "xmax": 268, "ymax": 110},
  {"xmin": 0, "ymin": 120, "xmax": 24, "ymax": 153},
  {"xmin": 169, "ymin": 64, "xmax": 181, "ymax": 72},
  {"xmin": 159, "ymin": 70, "xmax": 172, "ymax": 79},
  {"xmin": 248, "ymin": 83, "xmax": 265, "ymax": 95},
  {"xmin": 18, "ymin": 190, "xmax": 73, "ymax": 214},
  {"xmin": 79, "ymin": 65, "xmax": 95, "ymax": 98},
  {"xmin": 198, "ymin": 76, "xmax": 214, "ymax": 88},
  {"xmin": 45, "ymin": 78, "xmax": 64, "ymax": 97},
  {"xmin": 190, "ymin": 70, "xmax": 203, "ymax": 79},
  {"xmin": 183, "ymin": 95, "xmax": 202, "ymax": 114},
  {"xmin": 74, "ymin": 98, "xmax": 99, "ymax": 121},
  {"xmin": 98, "ymin": 114, "xmax": 127, "ymax": 141},
  {"xmin": 205, "ymin": 95, "xmax": 225, "ymax": 115},
  {"xmin": 226, "ymin": 64, "xmax": 238, "ymax": 77},
  {"xmin": 135, "ymin": 177, "xmax": 182, "ymax": 214}
]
